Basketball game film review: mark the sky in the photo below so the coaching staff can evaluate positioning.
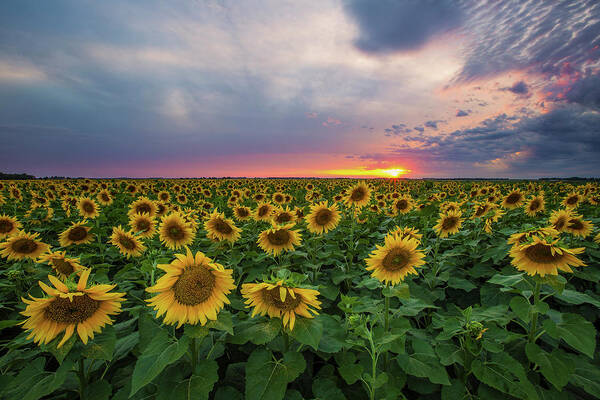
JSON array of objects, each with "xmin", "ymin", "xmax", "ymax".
[{"xmin": 0, "ymin": 0, "xmax": 599, "ymax": 178}]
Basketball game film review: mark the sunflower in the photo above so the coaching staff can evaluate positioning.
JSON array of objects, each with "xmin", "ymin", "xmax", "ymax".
[
  {"xmin": 20, "ymin": 270, "xmax": 125, "ymax": 348},
  {"xmin": 233, "ymin": 206, "xmax": 252, "ymax": 221},
  {"xmin": 271, "ymin": 206, "xmax": 296, "ymax": 225},
  {"xmin": 389, "ymin": 226, "xmax": 422, "ymax": 242},
  {"xmin": 128, "ymin": 197, "xmax": 157, "ymax": 218},
  {"xmin": 548, "ymin": 209, "xmax": 571, "ymax": 232},
  {"xmin": 254, "ymin": 202, "xmax": 274, "ymax": 221},
  {"xmin": 433, "ymin": 211, "xmax": 463, "ymax": 238},
  {"xmin": 365, "ymin": 235, "xmax": 425, "ymax": 285},
  {"xmin": 509, "ymin": 236, "xmax": 585, "ymax": 277},
  {"xmin": 39, "ymin": 251, "xmax": 86, "ymax": 280},
  {"xmin": 129, "ymin": 213, "xmax": 156, "ymax": 239},
  {"xmin": 502, "ymin": 190, "xmax": 525, "ymax": 209},
  {"xmin": 158, "ymin": 191, "xmax": 171, "ymax": 202},
  {"xmin": 146, "ymin": 249, "xmax": 235, "ymax": 327},
  {"xmin": 345, "ymin": 182, "xmax": 371, "ymax": 208},
  {"xmin": 563, "ymin": 192, "xmax": 582, "ymax": 209},
  {"xmin": 78, "ymin": 197, "xmax": 100, "ymax": 219},
  {"xmin": 204, "ymin": 210, "xmax": 241, "ymax": 243},
  {"xmin": 507, "ymin": 227, "xmax": 559, "ymax": 247},
  {"xmin": 0, "ymin": 214, "xmax": 21, "ymax": 239},
  {"xmin": 306, "ymin": 201, "xmax": 341, "ymax": 234},
  {"xmin": 392, "ymin": 197, "xmax": 413, "ymax": 215},
  {"xmin": 59, "ymin": 221, "xmax": 95, "ymax": 246},
  {"xmin": 109, "ymin": 226, "xmax": 146, "ymax": 258},
  {"xmin": 159, "ymin": 212, "xmax": 195, "ymax": 250},
  {"xmin": 272, "ymin": 192, "xmax": 286, "ymax": 204},
  {"xmin": 564, "ymin": 215, "xmax": 593, "ymax": 238},
  {"xmin": 241, "ymin": 280, "xmax": 321, "ymax": 330},
  {"xmin": 97, "ymin": 189, "xmax": 113, "ymax": 206},
  {"xmin": 1, "ymin": 231, "xmax": 50, "ymax": 261},
  {"xmin": 594, "ymin": 232, "xmax": 600, "ymax": 244},
  {"xmin": 257, "ymin": 223, "xmax": 302, "ymax": 255},
  {"xmin": 525, "ymin": 195, "xmax": 545, "ymax": 217},
  {"xmin": 471, "ymin": 202, "xmax": 491, "ymax": 219}
]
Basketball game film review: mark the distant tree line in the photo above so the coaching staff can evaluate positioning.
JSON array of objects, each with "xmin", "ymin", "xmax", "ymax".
[{"xmin": 0, "ymin": 172, "xmax": 36, "ymax": 180}]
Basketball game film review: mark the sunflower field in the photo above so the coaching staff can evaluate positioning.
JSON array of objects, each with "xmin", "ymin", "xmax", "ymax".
[{"xmin": 0, "ymin": 178, "xmax": 599, "ymax": 400}]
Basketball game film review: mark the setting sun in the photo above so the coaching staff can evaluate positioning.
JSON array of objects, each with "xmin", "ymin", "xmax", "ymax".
[{"xmin": 320, "ymin": 167, "xmax": 411, "ymax": 178}]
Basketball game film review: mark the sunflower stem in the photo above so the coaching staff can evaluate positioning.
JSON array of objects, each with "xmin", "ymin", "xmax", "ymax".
[
  {"xmin": 528, "ymin": 280, "xmax": 542, "ymax": 344},
  {"xmin": 282, "ymin": 329, "xmax": 290, "ymax": 352},
  {"xmin": 190, "ymin": 337, "xmax": 198, "ymax": 372},
  {"xmin": 383, "ymin": 291, "xmax": 390, "ymax": 369},
  {"xmin": 78, "ymin": 358, "xmax": 87, "ymax": 400}
]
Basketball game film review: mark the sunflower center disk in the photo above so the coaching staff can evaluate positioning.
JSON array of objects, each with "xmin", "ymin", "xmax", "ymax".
[
  {"xmin": 11, "ymin": 238, "xmax": 38, "ymax": 254},
  {"xmin": 267, "ymin": 229, "xmax": 291, "ymax": 246},
  {"xmin": 382, "ymin": 248, "xmax": 410, "ymax": 271},
  {"xmin": 118, "ymin": 235, "xmax": 136, "ymax": 250},
  {"xmin": 0, "ymin": 219, "xmax": 13, "ymax": 233},
  {"xmin": 264, "ymin": 288, "xmax": 301, "ymax": 311},
  {"xmin": 506, "ymin": 193, "xmax": 521, "ymax": 204},
  {"xmin": 136, "ymin": 220, "xmax": 150, "ymax": 231},
  {"xmin": 237, "ymin": 208, "xmax": 249, "ymax": 217},
  {"xmin": 53, "ymin": 258, "xmax": 75, "ymax": 275},
  {"xmin": 83, "ymin": 203, "xmax": 94, "ymax": 213},
  {"xmin": 441, "ymin": 217, "xmax": 459, "ymax": 230},
  {"xmin": 315, "ymin": 209, "xmax": 332, "ymax": 226},
  {"xmin": 275, "ymin": 214, "xmax": 292, "ymax": 223},
  {"xmin": 524, "ymin": 243, "xmax": 563, "ymax": 264},
  {"xmin": 136, "ymin": 204, "xmax": 152, "ymax": 214},
  {"xmin": 351, "ymin": 189, "xmax": 365, "ymax": 201},
  {"xmin": 68, "ymin": 227, "xmax": 88, "ymax": 241},
  {"xmin": 530, "ymin": 200, "xmax": 540, "ymax": 210},
  {"xmin": 214, "ymin": 219, "xmax": 233, "ymax": 234},
  {"xmin": 168, "ymin": 225, "xmax": 185, "ymax": 240},
  {"xmin": 566, "ymin": 196, "xmax": 578, "ymax": 205},
  {"xmin": 396, "ymin": 200, "xmax": 408, "ymax": 211},
  {"xmin": 567, "ymin": 219, "xmax": 583, "ymax": 230},
  {"xmin": 554, "ymin": 217, "xmax": 566, "ymax": 230},
  {"xmin": 258, "ymin": 206, "xmax": 269, "ymax": 217},
  {"xmin": 45, "ymin": 294, "xmax": 100, "ymax": 323},
  {"xmin": 173, "ymin": 266, "xmax": 216, "ymax": 305}
]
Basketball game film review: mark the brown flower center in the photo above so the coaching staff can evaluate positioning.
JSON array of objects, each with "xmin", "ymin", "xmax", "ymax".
[
  {"xmin": 350, "ymin": 188, "xmax": 366, "ymax": 201},
  {"xmin": 237, "ymin": 208, "xmax": 249, "ymax": 217},
  {"xmin": 274, "ymin": 195, "xmax": 283, "ymax": 202},
  {"xmin": 267, "ymin": 229, "xmax": 291, "ymax": 246},
  {"xmin": 275, "ymin": 213, "xmax": 292, "ymax": 224},
  {"xmin": 0, "ymin": 219, "xmax": 14, "ymax": 233},
  {"xmin": 314, "ymin": 209, "xmax": 332, "ymax": 226},
  {"xmin": 382, "ymin": 248, "xmax": 410, "ymax": 271},
  {"xmin": 524, "ymin": 243, "xmax": 563, "ymax": 264},
  {"xmin": 567, "ymin": 218, "xmax": 584, "ymax": 231},
  {"xmin": 263, "ymin": 287, "xmax": 301, "ymax": 311},
  {"xmin": 166, "ymin": 223, "xmax": 185, "ymax": 240},
  {"xmin": 118, "ymin": 234, "xmax": 136, "ymax": 250},
  {"xmin": 135, "ymin": 219, "xmax": 150, "ymax": 232},
  {"xmin": 529, "ymin": 200, "xmax": 541, "ymax": 211},
  {"xmin": 45, "ymin": 294, "xmax": 100, "ymax": 323},
  {"xmin": 554, "ymin": 216, "xmax": 567, "ymax": 230},
  {"xmin": 11, "ymin": 238, "xmax": 38, "ymax": 254},
  {"xmin": 136, "ymin": 203, "xmax": 152, "ymax": 214},
  {"xmin": 441, "ymin": 216, "xmax": 459, "ymax": 230},
  {"xmin": 82, "ymin": 202, "xmax": 95, "ymax": 213},
  {"xmin": 506, "ymin": 193, "xmax": 522, "ymax": 204},
  {"xmin": 566, "ymin": 196, "xmax": 578, "ymax": 205},
  {"xmin": 101, "ymin": 193, "xmax": 110, "ymax": 201},
  {"xmin": 395, "ymin": 200, "xmax": 408, "ymax": 211},
  {"xmin": 258, "ymin": 206, "xmax": 270, "ymax": 217},
  {"xmin": 52, "ymin": 258, "xmax": 75, "ymax": 275},
  {"xmin": 213, "ymin": 218, "xmax": 233, "ymax": 234},
  {"xmin": 68, "ymin": 226, "xmax": 88, "ymax": 241},
  {"xmin": 173, "ymin": 266, "xmax": 215, "ymax": 305}
]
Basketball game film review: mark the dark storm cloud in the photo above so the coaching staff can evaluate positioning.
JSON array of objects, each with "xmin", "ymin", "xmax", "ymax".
[
  {"xmin": 343, "ymin": 0, "xmax": 463, "ymax": 54},
  {"xmin": 563, "ymin": 72, "xmax": 600, "ymax": 110},
  {"xmin": 501, "ymin": 81, "xmax": 529, "ymax": 95}
]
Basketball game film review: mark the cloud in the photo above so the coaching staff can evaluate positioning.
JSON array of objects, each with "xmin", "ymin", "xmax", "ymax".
[
  {"xmin": 563, "ymin": 72, "xmax": 600, "ymax": 110},
  {"xmin": 424, "ymin": 119, "xmax": 445, "ymax": 129},
  {"xmin": 456, "ymin": 109, "xmax": 469, "ymax": 117},
  {"xmin": 454, "ymin": 0, "xmax": 600, "ymax": 81},
  {"xmin": 343, "ymin": 0, "xmax": 463, "ymax": 54},
  {"xmin": 322, "ymin": 117, "xmax": 342, "ymax": 127},
  {"xmin": 501, "ymin": 80, "xmax": 529, "ymax": 96},
  {"xmin": 306, "ymin": 112, "xmax": 318, "ymax": 118}
]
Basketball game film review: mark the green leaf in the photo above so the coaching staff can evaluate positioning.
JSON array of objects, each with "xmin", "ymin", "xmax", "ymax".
[
  {"xmin": 543, "ymin": 313, "xmax": 597, "ymax": 358},
  {"xmin": 383, "ymin": 283, "xmax": 410, "ymax": 299},
  {"xmin": 567, "ymin": 354, "xmax": 600, "ymax": 398},
  {"xmin": 396, "ymin": 352, "xmax": 450, "ymax": 386},
  {"xmin": 184, "ymin": 324, "xmax": 210, "ymax": 339},
  {"xmin": 82, "ymin": 325, "xmax": 116, "ymax": 361},
  {"xmin": 130, "ymin": 331, "xmax": 191, "ymax": 397},
  {"xmin": 471, "ymin": 353, "xmax": 538, "ymax": 400},
  {"xmin": 447, "ymin": 277, "xmax": 476, "ymax": 292},
  {"xmin": 510, "ymin": 296, "xmax": 530, "ymax": 323},
  {"xmin": 288, "ymin": 317, "xmax": 323, "ymax": 351},
  {"xmin": 174, "ymin": 359, "xmax": 218, "ymax": 400},
  {"xmin": 245, "ymin": 349, "xmax": 306, "ymax": 400},
  {"xmin": 525, "ymin": 343, "xmax": 573, "ymax": 391},
  {"xmin": 85, "ymin": 380, "xmax": 112, "ymax": 400},
  {"xmin": 488, "ymin": 273, "xmax": 524, "ymax": 287},
  {"xmin": 206, "ymin": 311, "xmax": 234, "ymax": 335},
  {"xmin": 0, "ymin": 320, "xmax": 19, "ymax": 330},
  {"xmin": 335, "ymin": 352, "xmax": 363, "ymax": 385},
  {"xmin": 312, "ymin": 377, "xmax": 346, "ymax": 400},
  {"xmin": 317, "ymin": 314, "xmax": 346, "ymax": 353},
  {"xmin": 229, "ymin": 318, "xmax": 281, "ymax": 345},
  {"xmin": 554, "ymin": 289, "xmax": 600, "ymax": 308},
  {"xmin": 22, "ymin": 358, "xmax": 75, "ymax": 400}
]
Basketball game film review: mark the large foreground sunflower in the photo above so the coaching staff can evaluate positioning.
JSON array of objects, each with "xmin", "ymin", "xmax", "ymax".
[
  {"xmin": 306, "ymin": 201, "xmax": 341, "ymax": 234},
  {"xmin": 20, "ymin": 270, "xmax": 125, "ymax": 348},
  {"xmin": 159, "ymin": 213, "xmax": 195, "ymax": 250},
  {"xmin": 59, "ymin": 221, "xmax": 95, "ymax": 246},
  {"xmin": 433, "ymin": 211, "xmax": 463, "ymax": 238},
  {"xmin": 39, "ymin": 251, "xmax": 86, "ymax": 280},
  {"xmin": 564, "ymin": 215, "xmax": 593, "ymax": 238},
  {"xmin": 365, "ymin": 235, "xmax": 425, "ymax": 285},
  {"xmin": 0, "ymin": 214, "xmax": 21, "ymax": 239},
  {"xmin": 257, "ymin": 223, "xmax": 302, "ymax": 255},
  {"xmin": 204, "ymin": 210, "xmax": 241, "ymax": 243},
  {"xmin": 241, "ymin": 280, "xmax": 321, "ymax": 330},
  {"xmin": 109, "ymin": 226, "xmax": 146, "ymax": 258},
  {"xmin": 509, "ymin": 236, "xmax": 585, "ymax": 277},
  {"xmin": 146, "ymin": 249, "xmax": 235, "ymax": 327},
  {"xmin": 1, "ymin": 231, "xmax": 50, "ymax": 261},
  {"xmin": 129, "ymin": 213, "xmax": 156, "ymax": 239}
]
